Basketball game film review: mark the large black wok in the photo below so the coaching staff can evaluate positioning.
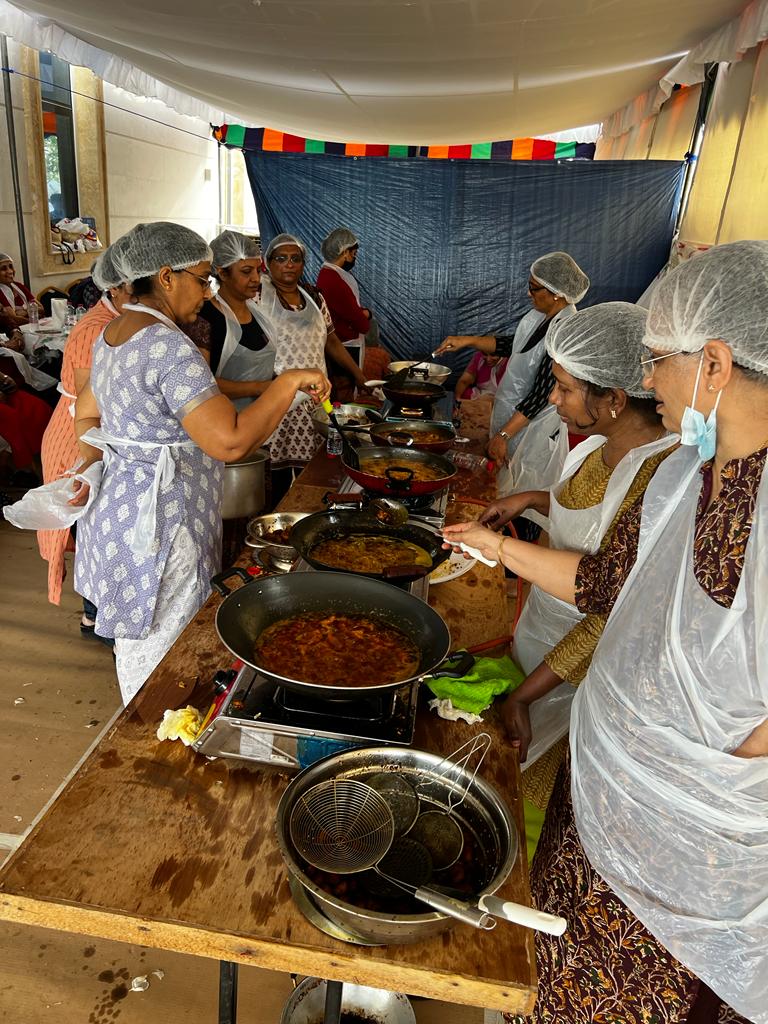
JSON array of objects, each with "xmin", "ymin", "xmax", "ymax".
[
  {"xmin": 382, "ymin": 379, "xmax": 445, "ymax": 412},
  {"xmin": 288, "ymin": 509, "xmax": 451, "ymax": 582},
  {"xmin": 211, "ymin": 569, "xmax": 472, "ymax": 700},
  {"xmin": 343, "ymin": 445, "xmax": 457, "ymax": 496}
]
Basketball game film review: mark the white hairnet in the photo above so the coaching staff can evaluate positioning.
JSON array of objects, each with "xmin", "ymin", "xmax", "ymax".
[
  {"xmin": 321, "ymin": 227, "xmax": 358, "ymax": 261},
  {"xmin": 92, "ymin": 245, "xmax": 125, "ymax": 290},
  {"xmin": 210, "ymin": 229, "xmax": 261, "ymax": 269},
  {"xmin": 645, "ymin": 240, "xmax": 768, "ymax": 376},
  {"xmin": 531, "ymin": 251, "xmax": 590, "ymax": 304},
  {"xmin": 264, "ymin": 233, "xmax": 306, "ymax": 262},
  {"xmin": 112, "ymin": 222, "xmax": 212, "ymax": 282},
  {"xmin": 547, "ymin": 301, "xmax": 652, "ymax": 398}
]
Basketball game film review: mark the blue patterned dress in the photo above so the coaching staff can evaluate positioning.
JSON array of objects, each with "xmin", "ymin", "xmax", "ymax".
[{"xmin": 75, "ymin": 322, "xmax": 223, "ymax": 700}]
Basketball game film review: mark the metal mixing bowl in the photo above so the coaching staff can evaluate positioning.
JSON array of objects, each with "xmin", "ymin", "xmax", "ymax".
[
  {"xmin": 281, "ymin": 977, "xmax": 416, "ymax": 1024},
  {"xmin": 311, "ymin": 402, "xmax": 379, "ymax": 440},
  {"xmin": 388, "ymin": 361, "xmax": 451, "ymax": 386},
  {"xmin": 276, "ymin": 745, "xmax": 518, "ymax": 945},
  {"xmin": 245, "ymin": 512, "xmax": 308, "ymax": 563}
]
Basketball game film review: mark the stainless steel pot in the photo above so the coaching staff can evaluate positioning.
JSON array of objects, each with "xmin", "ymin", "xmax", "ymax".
[
  {"xmin": 281, "ymin": 978, "xmax": 415, "ymax": 1024},
  {"xmin": 221, "ymin": 449, "xmax": 268, "ymax": 520},
  {"xmin": 276, "ymin": 745, "xmax": 518, "ymax": 945}
]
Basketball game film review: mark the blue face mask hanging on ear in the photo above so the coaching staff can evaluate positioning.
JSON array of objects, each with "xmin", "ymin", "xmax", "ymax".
[{"xmin": 679, "ymin": 352, "xmax": 722, "ymax": 461}]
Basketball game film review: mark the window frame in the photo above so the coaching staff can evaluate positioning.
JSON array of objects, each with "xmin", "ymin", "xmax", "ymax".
[{"xmin": 21, "ymin": 46, "xmax": 110, "ymax": 277}]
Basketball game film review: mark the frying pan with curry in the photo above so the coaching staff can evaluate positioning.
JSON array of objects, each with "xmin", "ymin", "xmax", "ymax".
[{"xmin": 289, "ymin": 509, "xmax": 451, "ymax": 582}]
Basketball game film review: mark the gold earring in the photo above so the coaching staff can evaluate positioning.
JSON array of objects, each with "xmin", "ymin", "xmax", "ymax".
[
  {"xmin": 610, "ymin": 409, "xmax": 617, "ymax": 419},
  {"xmin": 707, "ymin": 384, "xmax": 716, "ymax": 392}
]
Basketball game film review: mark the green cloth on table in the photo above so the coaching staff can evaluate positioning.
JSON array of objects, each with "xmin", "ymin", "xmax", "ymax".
[{"xmin": 425, "ymin": 654, "xmax": 525, "ymax": 716}]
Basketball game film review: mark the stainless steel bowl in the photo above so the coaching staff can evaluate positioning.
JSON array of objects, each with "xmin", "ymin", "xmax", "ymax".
[
  {"xmin": 245, "ymin": 512, "xmax": 308, "ymax": 562},
  {"xmin": 311, "ymin": 402, "xmax": 379, "ymax": 440},
  {"xmin": 388, "ymin": 361, "xmax": 451, "ymax": 386},
  {"xmin": 276, "ymin": 745, "xmax": 518, "ymax": 945},
  {"xmin": 281, "ymin": 977, "xmax": 416, "ymax": 1024}
]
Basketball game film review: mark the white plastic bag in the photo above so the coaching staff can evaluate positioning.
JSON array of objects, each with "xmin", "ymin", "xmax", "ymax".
[{"xmin": 2, "ymin": 462, "xmax": 103, "ymax": 530}]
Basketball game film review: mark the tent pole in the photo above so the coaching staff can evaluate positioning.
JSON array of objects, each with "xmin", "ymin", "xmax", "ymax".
[
  {"xmin": 674, "ymin": 62, "xmax": 719, "ymax": 237},
  {"xmin": 1, "ymin": 34, "xmax": 30, "ymax": 283}
]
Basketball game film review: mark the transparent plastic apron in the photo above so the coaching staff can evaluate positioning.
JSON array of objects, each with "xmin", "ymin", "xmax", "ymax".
[
  {"xmin": 571, "ymin": 447, "xmax": 768, "ymax": 1021},
  {"xmin": 82, "ymin": 303, "xmax": 197, "ymax": 557},
  {"xmin": 214, "ymin": 294, "xmax": 276, "ymax": 410},
  {"xmin": 514, "ymin": 432, "xmax": 677, "ymax": 767}
]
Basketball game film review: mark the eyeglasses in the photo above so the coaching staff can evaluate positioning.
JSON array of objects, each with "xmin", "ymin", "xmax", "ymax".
[
  {"xmin": 640, "ymin": 347, "xmax": 683, "ymax": 377},
  {"xmin": 270, "ymin": 253, "xmax": 304, "ymax": 265},
  {"xmin": 179, "ymin": 269, "xmax": 214, "ymax": 288},
  {"xmin": 528, "ymin": 280, "xmax": 546, "ymax": 293}
]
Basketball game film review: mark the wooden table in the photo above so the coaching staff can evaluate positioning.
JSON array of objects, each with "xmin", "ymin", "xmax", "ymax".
[{"xmin": 0, "ymin": 426, "xmax": 535, "ymax": 1019}]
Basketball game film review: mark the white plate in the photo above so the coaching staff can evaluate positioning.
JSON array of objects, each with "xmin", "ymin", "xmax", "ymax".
[{"xmin": 429, "ymin": 549, "xmax": 477, "ymax": 584}]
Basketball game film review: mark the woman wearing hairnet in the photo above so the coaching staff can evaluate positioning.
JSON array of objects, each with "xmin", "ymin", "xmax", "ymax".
[
  {"xmin": 191, "ymin": 230, "xmax": 277, "ymax": 410},
  {"xmin": 479, "ymin": 303, "xmax": 677, "ymax": 854},
  {"xmin": 71, "ymin": 223, "xmax": 330, "ymax": 703},
  {"xmin": 448, "ymin": 241, "xmax": 767, "ymax": 1023},
  {"xmin": 259, "ymin": 233, "xmax": 367, "ymax": 495},
  {"xmin": 438, "ymin": 252, "xmax": 589, "ymax": 502}
]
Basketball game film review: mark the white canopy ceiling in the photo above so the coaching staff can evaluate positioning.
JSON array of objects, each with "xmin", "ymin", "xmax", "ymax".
[{"xmin": 1, "ymin": 0, "xmax": 748, "ymax": 143}]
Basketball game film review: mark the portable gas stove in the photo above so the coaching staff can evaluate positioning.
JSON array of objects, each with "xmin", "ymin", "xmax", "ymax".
[
  {"xmin": 381, "ymin": 387, "xmax": 454, "ymax": 423},
  {"xmin": 192, "ymin": 663, "xmax": 419, "ymax": 770},
  {"xmin": 332, "ymin": 475, "xmax": 450, "ymax": 530}
]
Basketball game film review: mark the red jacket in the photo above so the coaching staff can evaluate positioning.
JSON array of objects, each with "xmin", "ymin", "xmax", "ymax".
[{"xmin": 316, "ymin": 265, "xmax": 370, "ymax": 342}]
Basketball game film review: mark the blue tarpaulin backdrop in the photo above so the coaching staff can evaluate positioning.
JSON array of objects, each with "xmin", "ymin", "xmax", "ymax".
[{"xmin": 244, "ymin": 154, "xmax": 684, "ymax": 363}]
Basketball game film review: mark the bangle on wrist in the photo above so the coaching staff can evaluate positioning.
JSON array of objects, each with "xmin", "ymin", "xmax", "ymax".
[
  {"xmin": 499, "ymin": 430, "xmax": 510, "ymax": 440},
  {"xmin": 497, "ymin": 534, "xmax": 506, "ymax": 562}
]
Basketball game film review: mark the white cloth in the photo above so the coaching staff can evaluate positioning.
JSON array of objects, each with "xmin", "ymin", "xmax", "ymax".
[
  {"xmin": 57, "ymin": 379, "xmax": 77, "ymax": 417},
  {"xmin": 571, "ymin": 446, "xmax": 768, "ymax": 1022},
  {"xmin": 1, "ymin": 348, "xmax": 57, "ymax": 392},
  {"xmin": 114, "ymin": 524, "xmax": 202, "ymax": 705},
  {"xmin": 513, "ymin": 432, "xmax": 678, "ymax": 768}
]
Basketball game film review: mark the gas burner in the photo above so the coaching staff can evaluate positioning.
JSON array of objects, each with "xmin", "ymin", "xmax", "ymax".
[
  {"xmin": 193, "ymin": 665, "xmax": 419, "ymax": 769},
  {"xmin": 334, "ymin": 475, "xmax": 449, "ymax": 530}
]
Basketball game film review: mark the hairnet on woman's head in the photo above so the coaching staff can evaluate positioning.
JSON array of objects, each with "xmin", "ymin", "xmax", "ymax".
[
  {"xmin": 531, "ymin": 252, "xmax": 590, "ymax": 304},
  {"xmin": 645, "ymin": 240, "xmax": 768, "ymax": 376},
  {"xmin": 112, "ymin": 222, "xmax": 212, "ymax": 283},
  {"xmin": 210, "ymin": 230, "xmax": 261, "ymax": 270},
  {"xmin": 321, "ymin": 227, "xmax": 358, "ymax": 262},
  {"xmin": 264, "ymin": 233, "xmax": 307, "ymax": 262},
  {"xmin": 547, "ymin": 301, "xmax": 652, "ymax": 398},
  {"xmin": 92, "ymin": 244, "xmax": 125, "ymax": 291}
]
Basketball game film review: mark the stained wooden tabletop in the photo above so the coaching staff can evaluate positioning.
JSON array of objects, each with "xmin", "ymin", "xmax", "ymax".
[{"xmin": 0, "ymin": 403, "xmax": 536, "ymax": 1014}]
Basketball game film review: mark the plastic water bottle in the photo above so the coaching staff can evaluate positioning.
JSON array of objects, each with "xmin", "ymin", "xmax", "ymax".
[
  {"xmin": 27, "ymin": 302, "xmax": 39, "ymax": 327},
  {"xmin": 64, "ymin": 303, "xmax": 77, "ymax": 330},
  {"xmin": 450, "ymin": 451, "xmax": 495, "ymax": 473},
  {"xmin": 75, "ymin": 304, "xmax": 87, "ymax": 321},
  {"xmin": 326, "ymin": 403, "xmax": 343, "ymax": 458}
]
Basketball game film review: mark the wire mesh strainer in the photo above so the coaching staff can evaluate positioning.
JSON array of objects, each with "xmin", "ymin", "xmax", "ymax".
[{"xmin": 289, "ymin": 779, "xmax": 395, "ymax": 874}]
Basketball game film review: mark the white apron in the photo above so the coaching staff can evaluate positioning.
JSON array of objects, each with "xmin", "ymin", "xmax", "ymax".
[
  {"xmin": 492, "ymin": 305, "xmax": 576, "ymax": 501},
  {"xmin": 81, "ymin": 303, "xmax": 198, "ymax": 557},
  {"xmin": 514, "ymin": 432, "xmax": 677, "ymax": 768},
  {"xmin": 213, "ymin": 294, "xmax": 276, "ymax": 411},
  {"xmin": 258, "ymin": 278, "xmax": 327, "ymax": 466},
  {"xmin": 321, "ymin": 261, "xmax": 366, "ymax": 367},
  {"xmin": 571, "ymin": 447, "xmax": 768, "ymax": 1022}
]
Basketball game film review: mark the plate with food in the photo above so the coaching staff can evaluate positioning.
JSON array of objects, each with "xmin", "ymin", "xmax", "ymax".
[{"xmin": 429, "ymin": 549, "xmax": 477, "ymax": 584}]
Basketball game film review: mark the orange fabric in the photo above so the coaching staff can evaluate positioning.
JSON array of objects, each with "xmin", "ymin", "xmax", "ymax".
[
  {"xmin": 38, "ymin": 299, "xmax": 117, "ymax": 604},
  {"xmin": 344, "ymin": 142, "xmax": 367, "ymax": 156},
  {"xmin": 262, "ymin": 128, "xmax": 283, "ymax": 151},
  {"xmin": 511, "ymin": 137, "xmax": 534, "ymax": 159}
]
